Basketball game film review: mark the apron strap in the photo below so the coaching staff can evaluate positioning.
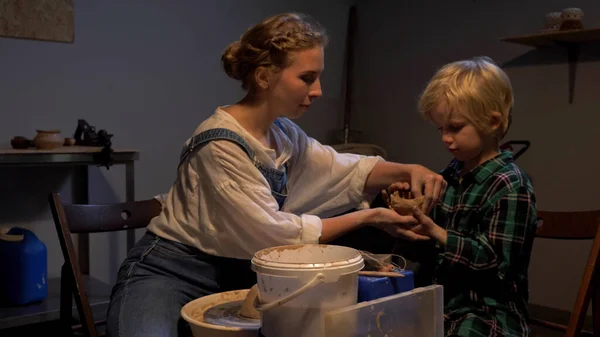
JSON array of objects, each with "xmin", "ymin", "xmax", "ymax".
[{"xmin": 179, "ymin": 128, "xmax": 256, "ymax": 168}]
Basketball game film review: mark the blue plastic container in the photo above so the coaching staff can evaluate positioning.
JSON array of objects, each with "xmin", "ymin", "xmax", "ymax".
[
  {"xmin": 0, "ymin": 227, "xmax": 48, "ymax": 305},
  {"xmin": 357, "ymin": 269, "xmax": 415, "ymax": 302},
  {"xmin": 391, "ymin": 269, "xmax": 414, "ymax": 294},
  {"xmin": 358, "ymin": 275, "xmax": 395, "ymax": 302}
]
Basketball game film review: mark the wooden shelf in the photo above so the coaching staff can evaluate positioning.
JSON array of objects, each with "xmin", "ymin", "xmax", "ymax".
[
  {"xmin": 0, "ymin": 146, "xmax": 139, "ymax": 166},
  {"xmin": 501, "ymin": 27, "xmax": 600, "ymax": 104},
  {"xmin": 501, "ymin": 27, "xmax": 600, "ymax": 47},
  {"xmin": 0, "ymin": 276, "xmax": 111, "ymax": 330}
]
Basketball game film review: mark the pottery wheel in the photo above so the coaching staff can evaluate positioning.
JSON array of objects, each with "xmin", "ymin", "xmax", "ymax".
[{"xmin": 203, "ymin": 299, "xmax": 261, "ymax": 329}]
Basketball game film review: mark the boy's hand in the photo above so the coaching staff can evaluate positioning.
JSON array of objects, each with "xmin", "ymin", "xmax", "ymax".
[
  {"xmin": 411, "ymin": 206, "xmax": 448, "ymax": 246},
  {"xmin": 370, "ymin": 208, "xmax": 431, "ymax": 241}
]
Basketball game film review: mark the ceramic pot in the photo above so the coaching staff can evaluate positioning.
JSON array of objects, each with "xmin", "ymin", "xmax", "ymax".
[
  {"xmin": 33, "ymin": 130, "xmax": 64, "ymax": 150},
  {"xmin": 63, "ymin": 137, "xmax": 76, "ymax": 146},
  {"xmin": 543, "ymin": 12, "xmax": 562, "ymax": 32},
  {"xmin": 561, "ymin": 7, "xmax": 584, "ymax": 21},
  {"xmin": 560, "ymin": 7, "xmax": 584, "ymax": 30},
  {"xmin": 11, "ymin": 136, "xmax": 31, "ymax": 149}
]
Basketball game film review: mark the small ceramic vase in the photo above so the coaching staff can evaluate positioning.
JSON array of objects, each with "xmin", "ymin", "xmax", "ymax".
[{"xmin": 33, "ymin": 130, "xmax": 64, "ymax": 150}]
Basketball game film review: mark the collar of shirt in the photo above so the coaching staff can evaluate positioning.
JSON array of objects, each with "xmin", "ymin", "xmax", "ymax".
[
  {"xmin": 440, "ymin": 150, "xmax": 514, "ymax": 185},
  {"xmin": 214, "ymin": 108, "xmax": 294, "ymax": 170}
]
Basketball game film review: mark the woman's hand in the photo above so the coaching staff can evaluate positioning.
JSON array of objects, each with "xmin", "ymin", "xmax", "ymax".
[
  {"xmin": 405, "ymin": 165, "xmax": 447, "ymax": 213},
  {"xmin": 369, "ymin": 208, "xmax": 430, "ymax": 241}
]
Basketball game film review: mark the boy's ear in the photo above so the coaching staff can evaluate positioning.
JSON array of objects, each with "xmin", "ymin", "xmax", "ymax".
[{"xmin": 490, "ymin": 111, "xmax": 503, "ymax": 135}]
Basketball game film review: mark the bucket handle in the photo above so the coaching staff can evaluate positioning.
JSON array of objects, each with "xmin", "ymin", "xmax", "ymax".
[{"xmin": 253, "ymin": 272, "xmax": 326, "ymax": 312}]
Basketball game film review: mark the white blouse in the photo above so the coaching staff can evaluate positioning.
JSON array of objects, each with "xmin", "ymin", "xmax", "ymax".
[{"xmin": 147, "ymin": 108, "xmax": 383, "ymax": 259}]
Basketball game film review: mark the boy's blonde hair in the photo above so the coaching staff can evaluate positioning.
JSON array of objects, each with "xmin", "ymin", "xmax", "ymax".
[{"xmin": 418, "ymin": 56, "xmax": 513, "ymax": 139}]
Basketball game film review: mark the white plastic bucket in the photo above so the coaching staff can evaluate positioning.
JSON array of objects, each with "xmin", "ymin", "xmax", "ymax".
[{"xmin": 251, "ymin": 244, "xmax": 364, "ymax": 337}]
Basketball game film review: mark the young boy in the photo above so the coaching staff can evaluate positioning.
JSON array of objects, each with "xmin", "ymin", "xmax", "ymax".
[{"xmin": 410, "ymin": 56, "xmax": 538, "ymax": 337}]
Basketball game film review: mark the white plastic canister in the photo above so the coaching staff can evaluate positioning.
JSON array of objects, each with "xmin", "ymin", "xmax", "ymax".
[{"xmin": 251, "ymin": 244, "xmax": 364, "ymax": 337}]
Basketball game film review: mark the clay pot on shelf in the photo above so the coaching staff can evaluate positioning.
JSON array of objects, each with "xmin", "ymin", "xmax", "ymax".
[
  {"xmin": 33, "ymin": 130, "xmax": 64, "ymax": 150},
  {"xmin": 542, "ymin": 12, "xmax": 562, "ymax": 32},
  {"xmin": 63, "ymin": 137, "xmax": 76, "ymax": 146},
  {"xmin": 10, "ymin": 136, "xmax": 31, "ymax": 149},
  {"xmin": 560, "ymin": 7, "xmax": 584, "ymax": 30}
]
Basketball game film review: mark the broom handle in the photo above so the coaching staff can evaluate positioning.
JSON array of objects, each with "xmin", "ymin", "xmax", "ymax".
[{"xmin": 342, "ymin": 5, "xmax": 356, "ymax": 144}]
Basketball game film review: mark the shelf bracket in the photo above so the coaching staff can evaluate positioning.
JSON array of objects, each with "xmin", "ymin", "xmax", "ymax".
[{"xmin": 564, "ymin": 42, "xmax": 581, "ymax": 104}]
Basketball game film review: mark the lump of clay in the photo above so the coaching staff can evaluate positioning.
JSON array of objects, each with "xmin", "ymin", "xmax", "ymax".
[
  {"xmin": 378, "ymin": 263, "xmax": 395, "ymax": 272},
  {"xmin": 382, "ymin": 190, "xmax": 425, "ymax": 216},
  {"xmin": 238, "ymin": 284, "xmax": 260, "ymax": 319}
]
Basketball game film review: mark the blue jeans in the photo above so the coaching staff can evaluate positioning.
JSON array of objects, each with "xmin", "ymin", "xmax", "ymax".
[{"xmin": 105, "ymin": 231, "xmax": 257, "ymax": 337}]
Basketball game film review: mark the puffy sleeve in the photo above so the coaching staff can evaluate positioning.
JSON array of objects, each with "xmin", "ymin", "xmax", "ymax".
[
  {"xmin": 191, "ymin": 139, "xmax": 323, "ymax": 257},
  {"xmin": 284, "ymin": 126, "xmax": 383, "ymax": 218}
]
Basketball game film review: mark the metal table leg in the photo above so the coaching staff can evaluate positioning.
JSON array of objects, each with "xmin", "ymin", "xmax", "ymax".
[{"xmin": 125, "ymin": 161, "xmax": 135, "ymax": 252}]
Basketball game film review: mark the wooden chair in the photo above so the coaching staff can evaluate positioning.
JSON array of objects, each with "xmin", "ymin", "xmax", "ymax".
[
  {"xmin": 531, "ymin": 210, "xmax": 600, "ymax": 337},
  {"xmin": 48, "ymin": 192, "xmax": 162, "ymax": 337}
]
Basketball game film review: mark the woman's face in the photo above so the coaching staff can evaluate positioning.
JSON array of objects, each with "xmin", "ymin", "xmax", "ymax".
[{"xmin": 265, "ymin": 46, "xmax": 324, "ymax": 119}]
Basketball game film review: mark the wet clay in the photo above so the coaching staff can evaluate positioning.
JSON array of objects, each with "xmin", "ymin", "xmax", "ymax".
[
  {"xmin": 238, "ymin": 284, "xmax": 260, "ymax": 319},
  {"xmin": 378, "ymin": 263, "xmax": 395, "ymax": 272},
  {"xmin": 382, "ymin": 190, "xmax": 425, "ymax": 216}
]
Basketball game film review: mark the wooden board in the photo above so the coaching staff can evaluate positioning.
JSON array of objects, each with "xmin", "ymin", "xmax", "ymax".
[
  {"xmin": 501, "ymin": 27, "xmax": 600, "ymax": 47},
  {"xmin": 0, "ymin": 0, "xmax": 74, "ymax": 43}
]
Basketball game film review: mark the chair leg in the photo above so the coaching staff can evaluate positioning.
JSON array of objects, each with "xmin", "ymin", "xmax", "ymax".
[
  {"xmin": 529, "ymin": 318, "xmax": 568, "ymax": 332},
  {"xmin": 594, "ymin": 285, "xmax": 599, "ymax": 337},
  {"xmin": 60, "ymin": 264, "xmax": 74, "ymax": 335}
]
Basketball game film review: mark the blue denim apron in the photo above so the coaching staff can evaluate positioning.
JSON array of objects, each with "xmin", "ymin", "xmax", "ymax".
[
  {"xmin": 106, "ymin": 122, "xmax": 290, "ymax": 337},
  {"xmin": 179, "ymin": 122, "xmax": 288, "ymax": 208}
]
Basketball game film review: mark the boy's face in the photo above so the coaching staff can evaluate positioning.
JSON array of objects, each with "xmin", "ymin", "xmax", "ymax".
[{"xmin": 430, "ymin": 102, "xmax": 486, "ymax": 165}]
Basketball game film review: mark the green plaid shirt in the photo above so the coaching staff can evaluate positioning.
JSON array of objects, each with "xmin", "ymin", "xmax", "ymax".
[{"xmin": 431, "ymin": 151, "xmax": 537, "ymax": 337}]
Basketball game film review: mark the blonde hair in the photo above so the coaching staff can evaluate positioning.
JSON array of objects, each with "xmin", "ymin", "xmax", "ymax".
[
  {"xmin": 221, "ymin": 12, "xmax": 328, "ymax": 90},
  {"xmin": 418, "ymin": 56, "xmax": 513, "ymax": 139}
]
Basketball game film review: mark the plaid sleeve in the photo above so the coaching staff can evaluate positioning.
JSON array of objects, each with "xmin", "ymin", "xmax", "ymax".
[
  {"xmin": 486, "ymin": 184, "xmax": 536, "ymax": 280},
  {"xmin": 442, "ymin": 183, "xmax": 535, "ymax": 275}
]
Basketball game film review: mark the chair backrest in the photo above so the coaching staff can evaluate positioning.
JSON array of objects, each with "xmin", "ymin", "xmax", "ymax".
[
  {"xmin": 48, "ymin": 192, "xmax": 162, "ymax": 337},
  {"xmin": 536, "ymin": 210, "xmax": 600, "ymax": 239},
  {"xmin": 534, "ymin": 209, "xmax": 600, "ymax": 337},
  {"xmin": 53, "ymin": 194, "xmax": 163, "ymax": 234}
]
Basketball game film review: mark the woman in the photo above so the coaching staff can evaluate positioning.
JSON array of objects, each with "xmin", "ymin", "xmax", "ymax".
[{"xmin": 106, "ymin": 12, "xmax": 446, "ymax": 337}]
